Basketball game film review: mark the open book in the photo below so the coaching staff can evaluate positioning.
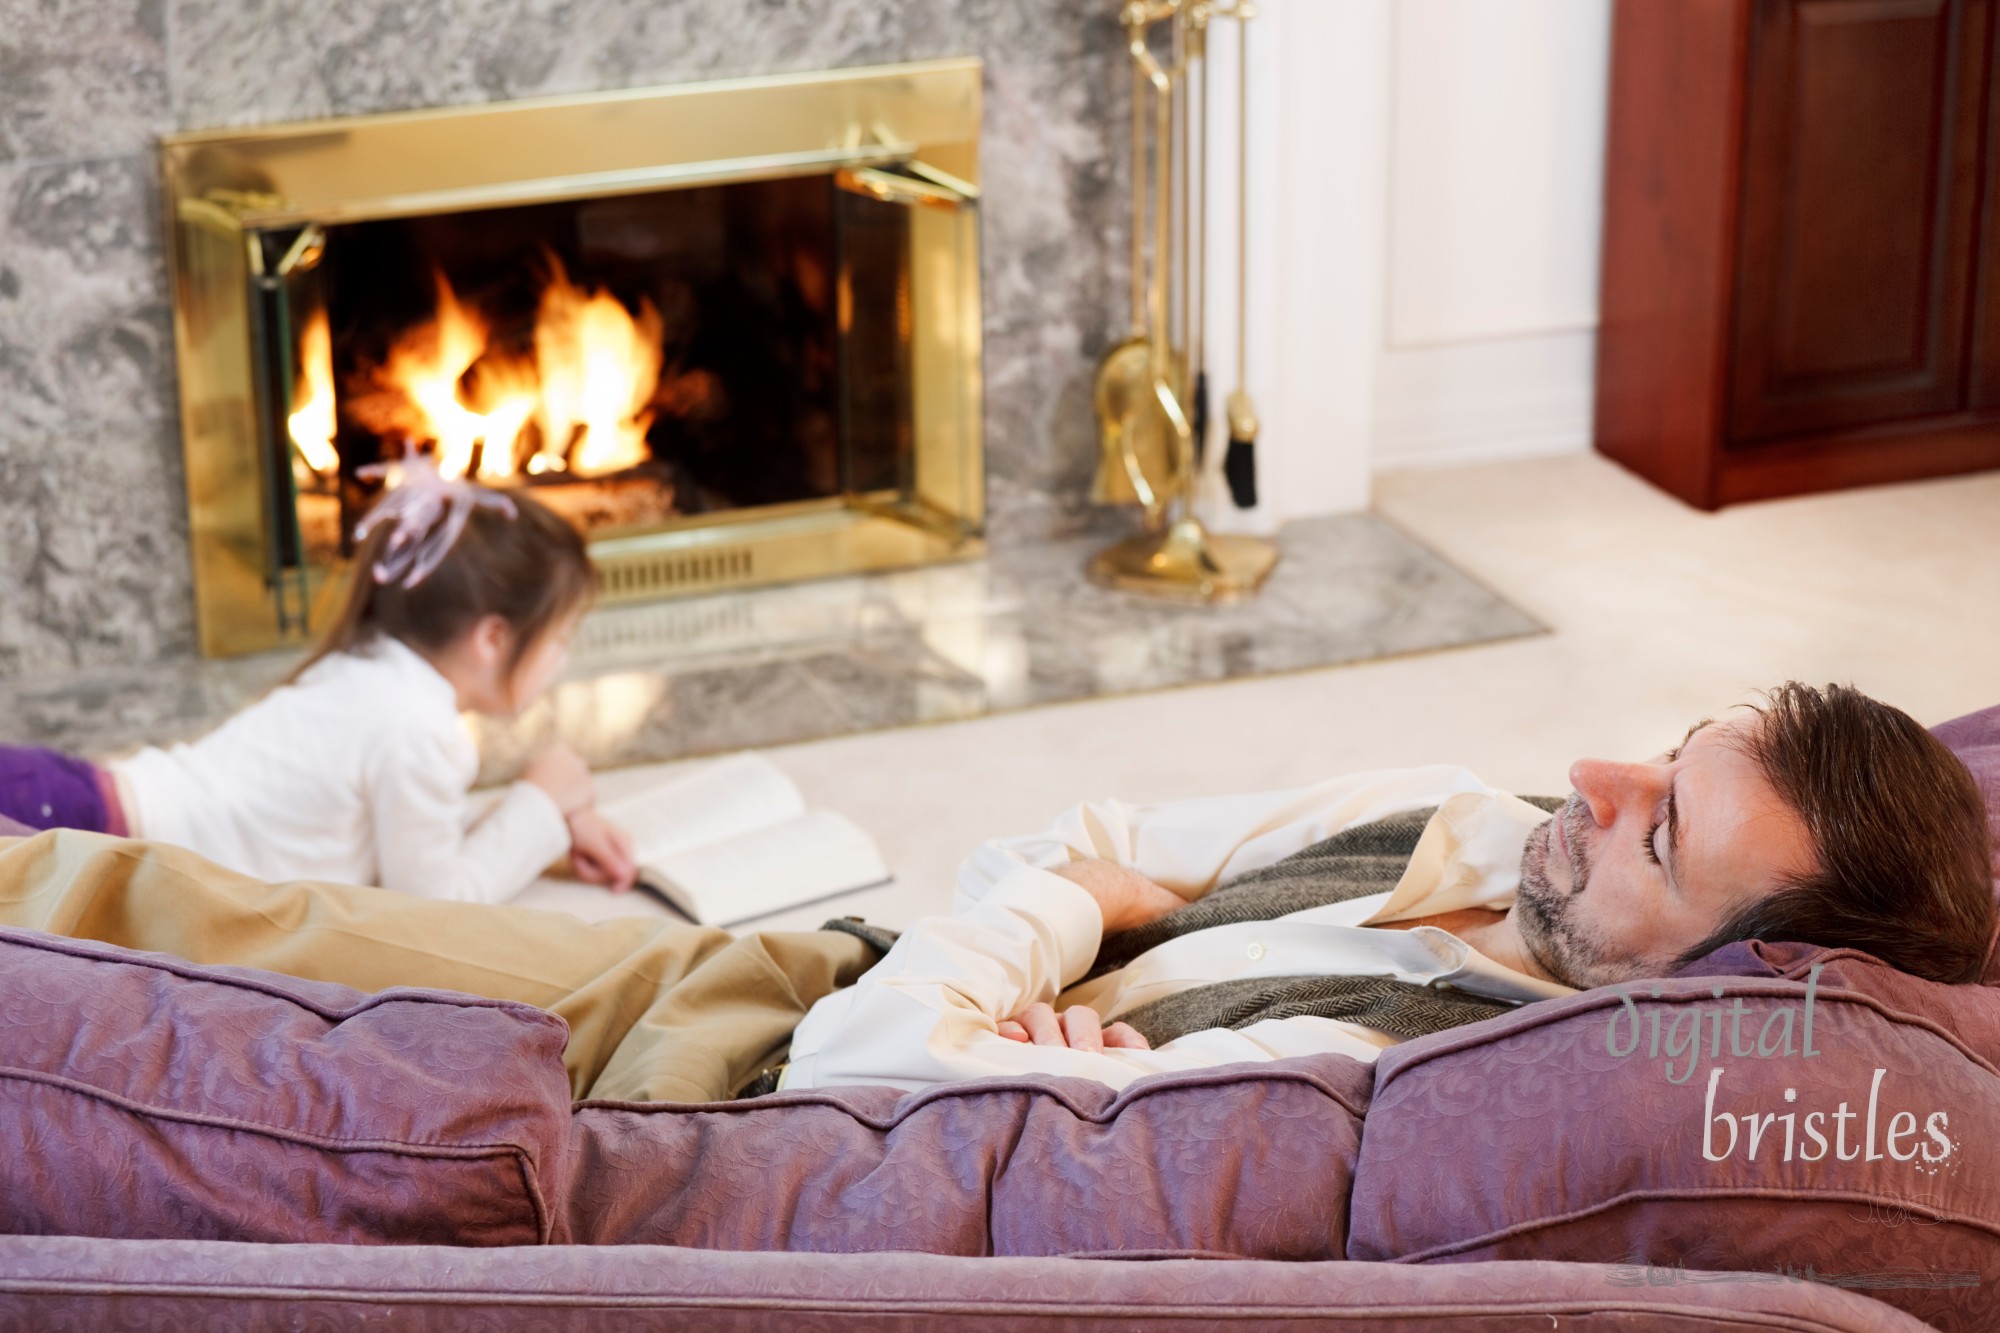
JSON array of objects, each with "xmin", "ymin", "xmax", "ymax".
[{"xmin": 597, "ymin": 753, "xmax": 890, "ymax": 926}]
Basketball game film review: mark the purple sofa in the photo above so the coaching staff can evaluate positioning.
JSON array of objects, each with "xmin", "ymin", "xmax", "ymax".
[{"xmin": 3, "ymin": 706, "xmax": 1998, "ymax": 1331}]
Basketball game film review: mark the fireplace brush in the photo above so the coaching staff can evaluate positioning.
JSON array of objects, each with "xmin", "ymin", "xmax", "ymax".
[{"xmin": 1222, "ymin": 6, "xmax": 1259, "ymax": 510}]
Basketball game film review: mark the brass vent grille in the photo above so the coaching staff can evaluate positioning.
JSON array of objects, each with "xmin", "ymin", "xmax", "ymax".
[
  {"xmin": 598, "ymin": 546, "xmax": 756, "ymax": 601},
  {"xmin": 572, "ymin": 596, "xmax": 763, "ymax": 661}
]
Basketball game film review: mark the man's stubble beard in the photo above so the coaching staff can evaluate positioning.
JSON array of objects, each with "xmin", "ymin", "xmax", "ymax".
[{"xmin": 1513, "ymin": 798, "xmax": 1627, "ymax": 990}]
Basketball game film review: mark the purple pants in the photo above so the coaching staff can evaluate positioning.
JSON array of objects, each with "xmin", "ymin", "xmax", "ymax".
[{"xmin": 0, "ymin": 746, "xmax": 119, "ymax": 834}]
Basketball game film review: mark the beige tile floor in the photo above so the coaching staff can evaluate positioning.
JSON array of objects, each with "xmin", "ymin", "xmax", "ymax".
[{"xmin": 515, "ymin": 453, "xmax": 2000, "ymax": 933}]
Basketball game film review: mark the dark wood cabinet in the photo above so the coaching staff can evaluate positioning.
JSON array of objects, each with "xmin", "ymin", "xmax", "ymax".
[{"xmin": 1596, "ymin": 0, "xmax": 2000, "ymax": 507}]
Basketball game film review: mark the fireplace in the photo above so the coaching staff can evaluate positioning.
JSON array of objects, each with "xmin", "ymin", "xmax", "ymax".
[{"xmin": 161, "ymin": 60, "xmax": 984, "ymax": 658}]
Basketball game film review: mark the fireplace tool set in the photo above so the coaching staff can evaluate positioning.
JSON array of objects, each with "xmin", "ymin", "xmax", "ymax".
[{"xmin": 1089, "ymin": 0, "xmax": 1278, "ymax": 603}]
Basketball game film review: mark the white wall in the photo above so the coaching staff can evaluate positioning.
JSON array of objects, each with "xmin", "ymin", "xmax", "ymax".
[
  {"xmin": 1197, "ymin": 0, "xmax": 1611, "ymax": 525},
  {"xmin": 1375, "ymin": 0, "xmax": 1610, "ymax": 471}
]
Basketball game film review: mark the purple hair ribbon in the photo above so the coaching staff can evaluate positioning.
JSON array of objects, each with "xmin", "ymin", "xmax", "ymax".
[{"xmin": 354, "ymin": 455, "xmax": 518, "ymax": 589}]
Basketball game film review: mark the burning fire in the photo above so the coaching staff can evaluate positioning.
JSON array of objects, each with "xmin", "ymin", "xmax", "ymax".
[
  {"xmin": 288, "ymin": 310, "xmax": 339, "ymax": 477},
  {"xmin": 531, "ymin": 264, "xmax": 664, "ymax": 477},
  {"xmin": 289, "ymin": 256, "xmax": 669, "ymax": 484}
]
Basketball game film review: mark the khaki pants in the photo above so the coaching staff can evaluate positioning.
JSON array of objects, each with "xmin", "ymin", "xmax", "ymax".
[{"xmin": 0, "ymin": 829, "xmax": 876, "ymax": 1104}]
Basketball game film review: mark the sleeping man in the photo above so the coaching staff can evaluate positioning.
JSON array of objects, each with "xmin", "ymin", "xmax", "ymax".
[
  {"xmin": 0, "ymin": 681, "xmax": 1990, "ymax": 1103},
  {"xmin": 777, "ymin": 680, "xmax": 1996, "ymax": 1091}
]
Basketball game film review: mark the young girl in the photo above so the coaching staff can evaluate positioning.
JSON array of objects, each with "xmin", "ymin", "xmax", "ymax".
[{"xmin": 0, "ymin": 461, "xmax": 637, "ymax": 903}]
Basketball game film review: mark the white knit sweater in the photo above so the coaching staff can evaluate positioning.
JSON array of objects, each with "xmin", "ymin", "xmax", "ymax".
[{"xmin": 110, "ymin": 638, "xmax": 570, "ymax": 903}]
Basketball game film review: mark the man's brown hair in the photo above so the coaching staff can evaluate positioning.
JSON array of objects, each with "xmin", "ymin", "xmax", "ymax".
[{"xmin": 1677, "ymin": 682, "xmax": 1995, "ymax": 984}]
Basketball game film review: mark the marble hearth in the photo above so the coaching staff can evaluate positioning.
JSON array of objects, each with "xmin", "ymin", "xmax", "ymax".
[{"xmin": 0, "ymin": 514, "xmax": 1541, "ymax": 771}]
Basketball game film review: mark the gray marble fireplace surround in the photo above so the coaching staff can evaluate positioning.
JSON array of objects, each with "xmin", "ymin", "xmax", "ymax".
[
  {"xmin": 0, "ymin": 0, "xmax": 1133, "ymax": 682},
  {"xmin": 0, "ymin": 0, "xmax": 1543, "ymax": 766}
]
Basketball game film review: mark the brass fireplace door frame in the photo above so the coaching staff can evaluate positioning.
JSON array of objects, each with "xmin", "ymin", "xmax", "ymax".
[{"xmin": 161, "ymin": 58, "xmax": 985, "ymax": 659}]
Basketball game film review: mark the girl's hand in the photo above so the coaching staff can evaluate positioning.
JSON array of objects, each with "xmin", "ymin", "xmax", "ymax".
[
  {"xmin": 567, "ymin": 809, "xmax": 638, "ymax": 893},
  {"xmin": 524, "ymin": 742, "xmax": 595, "ymax": 816}
]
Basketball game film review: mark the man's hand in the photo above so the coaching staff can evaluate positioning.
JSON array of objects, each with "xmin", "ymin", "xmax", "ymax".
[
  {"xmin": 996, "ymin": 1002, "xmax": 1151, "ymax": 1053},
  {"xmin": 567, "ymin": 808, "xmax": 638, "ymax": 893},
  {"xmin": 1048, "ymin": 858, "xmax": 1185, "ymax": 935}
]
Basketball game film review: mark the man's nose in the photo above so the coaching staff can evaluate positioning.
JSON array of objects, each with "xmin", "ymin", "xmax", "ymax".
[{"xmin": 1567, "ymin": 757, "xmax": 1661, "ymax": 827}]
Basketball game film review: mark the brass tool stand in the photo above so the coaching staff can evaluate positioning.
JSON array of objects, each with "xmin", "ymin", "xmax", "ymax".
[{"xmin": 1088, "ymin": 0, "xmax": 1276, "ymax": 604}]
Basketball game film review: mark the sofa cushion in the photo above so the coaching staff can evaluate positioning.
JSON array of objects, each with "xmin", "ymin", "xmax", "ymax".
[
  {"xmin": 0, "ymin": 926, "xmax": 575, "ymax": 1246},
  {"xmin": 1932, "ymin": 703, "xmax": 2000, "ymax": 982},
  {"xmin": 1934, "ymin": 701, "xmax": 2000, "ymax": 823},
  {"xmin": 1347, "ymin": 968, "xmax": 2000, "ymax": 1333},
  {"xmin": 567, "ymin": 1053, "xmax": 1372, "ymax": 1258}
]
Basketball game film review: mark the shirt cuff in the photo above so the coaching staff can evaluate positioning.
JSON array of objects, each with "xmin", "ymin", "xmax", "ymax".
[{"xmin": 977, "ymin": 864, "xmax": 1106, "ymax": 990}]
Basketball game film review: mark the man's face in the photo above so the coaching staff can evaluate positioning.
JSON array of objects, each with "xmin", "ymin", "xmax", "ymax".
[{"xmin": 1513, "ymin": 715, "xmax": 1820, "ymax": 988}]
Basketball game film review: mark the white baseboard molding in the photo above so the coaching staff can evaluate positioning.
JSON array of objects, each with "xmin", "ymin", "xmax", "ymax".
[{"xmin": 1369, "ymin": 328, "xmax": 1597, "ymax": 472}]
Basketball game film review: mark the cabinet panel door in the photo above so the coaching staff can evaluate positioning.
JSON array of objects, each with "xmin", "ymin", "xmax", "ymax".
[
  {"xmin": 1967, "ymin": 7, "xmax": 2000, "ymax": 406},
  {"xmin": 1728, "ymin": 0, "xmax": 1988, "ymax": 442}
]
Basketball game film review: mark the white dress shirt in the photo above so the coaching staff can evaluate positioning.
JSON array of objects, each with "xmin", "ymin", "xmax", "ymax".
[
  {"xmin": 782, "ymin": 766, "xmax": 1574, "ymax": 1093},
  {"xmin": 110, "ymin": 638, "xmax": 570, "ymax": 903}
]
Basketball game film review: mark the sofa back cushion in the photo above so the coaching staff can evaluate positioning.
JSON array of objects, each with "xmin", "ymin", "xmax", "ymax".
[
  {"xmin": 568, "ymin": 1054, "xmax": 1372, "ymax": 1259},
  {"xmin": 0, "ymin": 926, "xmax": 575, "ymax": 1246},
  {"xmin": 1347, "ymin": 965, "xmax": 2000, "ymax": 1333},
  {"xmin": 1932, "ymin": 703, "xmax": 2000, "ymax": 982}
]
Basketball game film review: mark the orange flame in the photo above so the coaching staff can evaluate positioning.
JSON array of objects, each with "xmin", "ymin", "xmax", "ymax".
[
  {"xmin": 531, "ymin": 257, "xmax": 665, "ymax": 477},
  {"xmin": 347, "ymin": 259, "xmax": 665, "ymax": 482},
  {"xmin": 288, "ymin": 309, "xmax": 338, "ymax": 477}
]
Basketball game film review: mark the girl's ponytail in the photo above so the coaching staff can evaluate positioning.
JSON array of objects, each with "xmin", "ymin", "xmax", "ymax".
[{"xmin": 287, "ymin": 527, "xmax": 390, "ymax": 683}]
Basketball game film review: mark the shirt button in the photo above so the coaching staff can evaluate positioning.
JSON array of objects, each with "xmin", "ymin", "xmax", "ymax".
[
  {"xmin": 40, "ymin": 804, "xmax": 53, "ymax": 818},
  {"xmin": 1247, "ymin": 942, "xmax": 1266, "ymax": 961}
]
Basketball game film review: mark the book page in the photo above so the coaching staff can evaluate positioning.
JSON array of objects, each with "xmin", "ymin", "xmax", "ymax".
[
  {"xmin": 648, "ymin": 810, "xmax": 890, "ymax": 926},
  {"xmin": 599, "ymin": 753, "xmax": 807, "ymax": 868}
]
